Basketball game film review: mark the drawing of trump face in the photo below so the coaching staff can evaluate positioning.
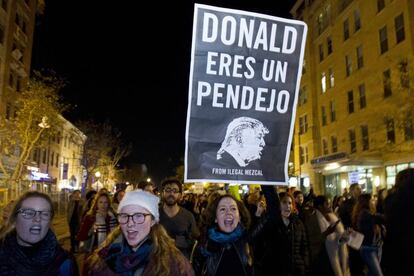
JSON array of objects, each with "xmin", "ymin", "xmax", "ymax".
[{"xmin": 217, "ymin": 117, "xmax": 269, "ymax": 167}]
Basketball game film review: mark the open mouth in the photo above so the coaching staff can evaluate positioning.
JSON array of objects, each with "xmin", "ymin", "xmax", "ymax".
[
  {"xmin": 29, "ymin": 226, "xmax": 42, "ymax": 234},
  {"xmin": 282, "ymin": 210, "xmax": 291, "ymax": 216},
  {"xmin": 224, "ymin": 218, "xmax": 234, "ymax": 227},
  {"xmin": 126, "ymin": 230, "xmax": 138, "ymax": 240}
]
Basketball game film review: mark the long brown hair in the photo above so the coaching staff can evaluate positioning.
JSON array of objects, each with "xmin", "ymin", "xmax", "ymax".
[
  {"xmin": 352, "ymin": 193, "xmax": 372, "ymax": 228},
  {"xmin": 86, "ymin": 191, "xmax": 113, "ymax": 217},
  {"xmin": 0, "ymin": 191, "xmax": 54, "ymax": 240},
  {"xmin": 199, "ymin": 194, "xmax": 251, "ymax": 243},
  {"xmin": 87, "ymin": 223, "xmax": 191, "ymax": 276}
]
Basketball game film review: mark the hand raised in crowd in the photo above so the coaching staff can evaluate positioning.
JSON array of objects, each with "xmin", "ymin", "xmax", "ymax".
[{"xmin": 255, "ymin": 199, "xmax": 267, "ymax": 217}]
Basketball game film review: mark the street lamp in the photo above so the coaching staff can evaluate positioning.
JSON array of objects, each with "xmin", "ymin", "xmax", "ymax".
[
  {"xmin": 34, "ymin": 116, "xmax": 51, "ymax": 194},
  {"xmin": 38, "ymin": 116, "xmax": 52, "ymax": 179},
  {"xmin": 93, "ymin": 171, "xmax": 102, "ymax": 191}
]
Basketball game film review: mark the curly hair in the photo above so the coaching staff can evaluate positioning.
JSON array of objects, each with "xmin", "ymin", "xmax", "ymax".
[
  {"xmin": 199, "ymin": 194, "xmax": 251, "ymax": 243},
  {"xmin": 86, "ymin": 224, "xmax": 192, "ymax": 275}
]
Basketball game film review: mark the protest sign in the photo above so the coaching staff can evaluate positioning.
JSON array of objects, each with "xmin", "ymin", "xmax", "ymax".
[{"xmin": 185, "ymin": 4, "xmax": 307, "ymax": 184}]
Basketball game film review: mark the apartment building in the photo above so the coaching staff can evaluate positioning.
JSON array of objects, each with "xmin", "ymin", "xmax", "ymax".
[
  {"xmin": 291, "ymin": 0, "xmax": 414, "ymax": 195},
  {"xmin": 29, "ymin": 116, "xmax": 86, "ymax": 191},
  {"xmin": 0, "ymin": 2, "xmax": 87, "ymax": 193},
  {"xmin": 0, "ymin": 0, "xmax": 37, "ymax": 116}
]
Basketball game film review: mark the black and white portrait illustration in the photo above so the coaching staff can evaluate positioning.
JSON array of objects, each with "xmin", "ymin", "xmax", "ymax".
[{"xmin": 217, "ymin": 117, "xmax": 269, "ymax": 167}]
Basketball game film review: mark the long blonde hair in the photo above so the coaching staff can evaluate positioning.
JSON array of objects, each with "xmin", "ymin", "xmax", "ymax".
[{"xmin": 87, "ymin": 223, "xmax": 191, "ymax": 276}]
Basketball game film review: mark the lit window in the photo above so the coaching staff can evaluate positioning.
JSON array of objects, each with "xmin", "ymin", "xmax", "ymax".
[
  {"xmin": 321, "ymin": 72, "xmax": 327, "ymax": 93},
  {"xmin": 329, "ymin": 68, "xmax": 335, "ymax": 88}
]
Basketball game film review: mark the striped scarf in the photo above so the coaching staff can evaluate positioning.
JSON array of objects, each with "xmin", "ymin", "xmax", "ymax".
[{"xmin": 95, "ymin": 211, "xmax": 117, "ymax": 246}]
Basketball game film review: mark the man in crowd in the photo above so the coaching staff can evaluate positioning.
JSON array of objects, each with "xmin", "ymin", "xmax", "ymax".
[
  {"xmin": 159, "ymin": 178, "xmax": 199, "ymax": 258},
  {"xmin": 66, "ymin": 189, "xmax": 84, "ymax": 253}
]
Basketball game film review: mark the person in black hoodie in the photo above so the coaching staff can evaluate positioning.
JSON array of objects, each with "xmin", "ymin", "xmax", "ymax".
[
  {"xmin": 254, "ymin": 192, "xmax": 309, "ymax": 276},
  {"xmin": 192, "ymin": 185, "xmax": 278, "ymax": 276}
]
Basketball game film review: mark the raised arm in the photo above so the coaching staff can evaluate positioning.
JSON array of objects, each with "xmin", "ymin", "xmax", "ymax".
[
  {"xmin": 249, "ymin": 185, "xmax": 281, "ymax": 240},
  {"xmin": 261, "ymin": 185, "xmax": 280, "ymax": 220}
]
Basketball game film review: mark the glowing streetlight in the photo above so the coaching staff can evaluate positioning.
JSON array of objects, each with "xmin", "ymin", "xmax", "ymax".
[
  {"xmin": 146, "ymin": 178, "xmax": 151, "ymax": 182},
  {"xmin": 95, "ymin": 171, "xmax": 101, "ymax": 178}
]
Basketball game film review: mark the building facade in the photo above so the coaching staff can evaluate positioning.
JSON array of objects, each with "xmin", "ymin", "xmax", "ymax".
[
  {"xmin": 0, "ymin": 0, "xmax": 37, "ymax": 116},
  {"xmin": 291, "ymin": 0, "xmax": 414, "ymax": 195},
  {"xmin": 28, "ymin": 116, "xmax": 86, "ymax": 191}
]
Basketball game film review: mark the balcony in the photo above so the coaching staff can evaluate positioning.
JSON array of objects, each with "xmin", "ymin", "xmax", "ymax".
[{"xmin": 13, "ymin": 26, "xmax": 28, "ymax": 45}]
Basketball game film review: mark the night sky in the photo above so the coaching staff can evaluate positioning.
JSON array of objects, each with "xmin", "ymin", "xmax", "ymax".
[{"xmin": 31, "ymin": 0, "xmax": 295, "ymax": 183}]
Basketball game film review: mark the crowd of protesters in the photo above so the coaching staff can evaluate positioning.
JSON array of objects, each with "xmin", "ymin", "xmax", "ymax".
[{"xmin": 0, "ymin": 168, "xmax": 413, "ymax": 275}]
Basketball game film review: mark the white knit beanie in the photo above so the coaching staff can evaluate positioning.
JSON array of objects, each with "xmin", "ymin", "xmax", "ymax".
[{"xmin": 117, "ymin": 189, "xmax": 160, "ymax": 222}]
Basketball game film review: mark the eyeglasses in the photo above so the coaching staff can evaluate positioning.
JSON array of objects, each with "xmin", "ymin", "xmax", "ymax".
[
  {"xmin": 117, "ymin": 213, "xmax": 151, "ymax": 224},
  {"xmin": 164, "ymin": 188, "xmax": 180, "ymax": 194},
  {"xmin": 17, "ymin": 208, "xmax": 51, "ymax": 220}
]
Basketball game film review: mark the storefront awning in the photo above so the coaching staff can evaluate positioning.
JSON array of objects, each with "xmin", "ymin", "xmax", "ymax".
[{"xmin": 311, "ymin": 152, "xmax": 383, "ymax": 175}]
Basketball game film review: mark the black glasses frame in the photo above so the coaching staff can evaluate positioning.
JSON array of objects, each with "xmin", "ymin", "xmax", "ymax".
[
  {"xmin": 17, "ymin": 208, "xmax": 51, "ymax": 220},
  {"xmin": 117, "ymin": 213, "xmax": 151, "ymax": 224}
]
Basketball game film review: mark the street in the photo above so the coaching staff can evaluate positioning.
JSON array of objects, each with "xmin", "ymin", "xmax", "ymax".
[{"xmin": 52, "ymin": 214, "xmax": 85, "ymax": 272}]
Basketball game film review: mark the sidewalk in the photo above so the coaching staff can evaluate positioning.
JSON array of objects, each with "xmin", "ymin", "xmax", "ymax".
[
  {"xmin": 52, "ymin": 214, "xmax": 70, "ymax": 244},
  {"xmin": 52, "ymin": 214, "xmax": 86, "ymax": 272}
]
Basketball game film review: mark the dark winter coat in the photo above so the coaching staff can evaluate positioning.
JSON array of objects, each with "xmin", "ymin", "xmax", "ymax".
[
  {"xmin": 193, "ymin": 186, "xmax": 279, "ymax": 276},
  {"xmin": 255, "ymin": 213, "xmax": 309, "ymax": 276},
  {"xmin": 0, "ymin": 229, "xmax": 78, "ymax": 276},
  {"xmin": 302, "ymin": 209, "xmax": 334, "ymax": 276}
]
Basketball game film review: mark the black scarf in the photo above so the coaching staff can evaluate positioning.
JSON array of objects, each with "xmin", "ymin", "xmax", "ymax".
[
  {"xmin": 100, "ymin": 238, "xmax": 152, "ymax": 275},
  {"xmin": 0, "ymin": 229, "xmax": 67, "ymax": 275}
]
